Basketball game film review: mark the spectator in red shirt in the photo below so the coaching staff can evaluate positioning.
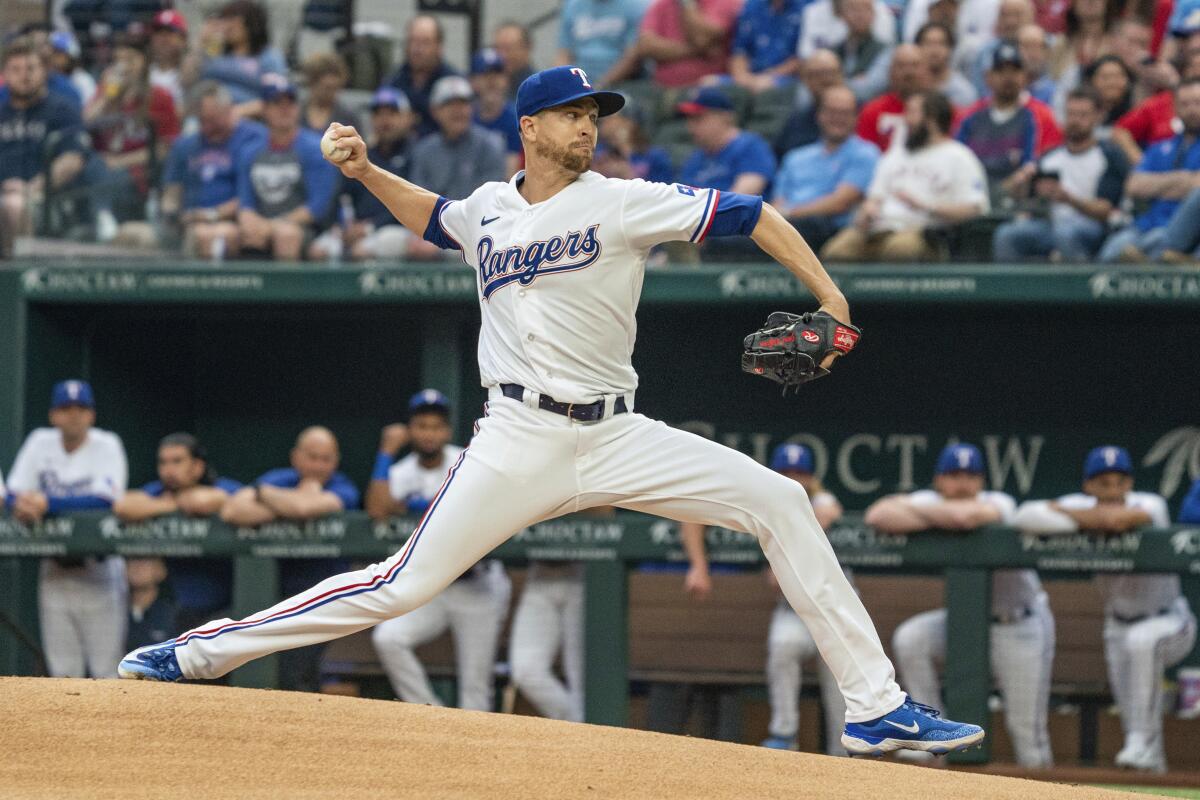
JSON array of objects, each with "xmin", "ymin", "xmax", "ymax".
[
  {"xmin": 1112, "ymin": 45, "xmax": 1200, "ymax": 163},
  {"xmin": 638, "ymin": 0, "xmax": 743, "ymax": 88},
  {"xmin": 857, "ymin": 44, "xmax": 930, "ymax": 151},
  {"xmin": 84, "ymin": 27, "xmax": 181, "ymax": 240}
]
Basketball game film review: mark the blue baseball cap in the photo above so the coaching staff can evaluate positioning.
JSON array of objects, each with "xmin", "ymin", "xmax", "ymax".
[
  {"xmin": 770, "ymin": 443, "xmax": 814, "ymax": 474},
  {"xmin": 49, "ymin": 31, "xmax": 81, "ymax": 59},
  {"xmin": 677, "ymin": 87, "xmax": 734, "ymax": 116},
  {"xmin": 935, "ymin": 443, "xmax": 984, "ymax": 475},
  {"xmin": 260, "ymin": 74, "xmax": 298, "ymax": 102},
  {"xmin": 370, "ymin": 87, "xmax": 410, "ymax": 112},
  {"xmin": 471, "ymin": 48, "xmax": 506, "ymax": 76},
  {"xmin": 516, "ymin": 65, "xmax": 625, "ymax": 119},
  {"xmin": 51, "ymin": 380, "xmax": 94, "ymax": 410},
  {"xmin": 1083, "ymin": 446, "xmax": 1133, "ymax": 480},
  {"xmin": 408, "ymin": 389, "xmax": 450, "ymax": 416}
]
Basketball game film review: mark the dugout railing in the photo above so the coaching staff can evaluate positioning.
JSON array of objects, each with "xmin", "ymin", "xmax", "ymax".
[{"xmin": 1, "ymin": 511, "xmax": 1198, "ymax": 764}]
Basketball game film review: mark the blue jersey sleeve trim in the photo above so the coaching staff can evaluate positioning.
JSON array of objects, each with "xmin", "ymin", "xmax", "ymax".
[
  {"xmin": 46, "ymin": 495, "xmax": 112, "ymax": 513},
  {"xmin": 689, "ymin": 189, "xmax": 718, "ymax": 242},
  {"xmin": 422, "ymin": 196, "xmax": 462, "ymax": 251},
  {"xmin": 706, "ymin": 191, "xmax": 763, "ymax": 239}
]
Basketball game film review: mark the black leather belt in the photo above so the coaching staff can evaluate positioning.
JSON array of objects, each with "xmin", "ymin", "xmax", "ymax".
[
  {"xmin": 501, "ymin": 383, "xmax": 628, "ymax": 422},
  {"xmin": 991, "ymin": 607, "xmax": 1034, "ymax": 625},
  {"xmin": 1111, "ymin": 607, "xmax": 1171, "ymax": 624}
]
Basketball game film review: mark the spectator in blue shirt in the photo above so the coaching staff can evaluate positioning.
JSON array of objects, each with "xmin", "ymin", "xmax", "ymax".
[
  {"xmin": 469, "ymin": 49, "xmax": 522, "ymax": 177},
  {"xmin": 221, "ymin": 426, "xmax": 360, "ymax": 527},
  {"xmin": 113, "ymin": 432, "xmax": 242, "ymax": 633},
  {"xmin": 774, "ymin": 49, "xmax": 845, "ymax": 157},
  {"xmin": 194, "ymin": 0, "xmax": 288, "ymax": 120},
  {"xmin": 162, "ymin": 81, "xmax": 268, "ymax": 259},
  {"xmin": 558, "ymin": 0, "xmax": 649, "ymax": 86},
  {"xmin": 728, "ymin": 0, "xmax": 805, "ymax": 92},
  {"xmin": 310, "ymin": 88, "xmax": 419, "ymax": 262},
  {"xmin": 1099, "ymin": 79, "xmax": 1200, "ymax": 262},
  {"xmin": 114, "ymin": 432, "xmax": 242, "ymax": 522},
  {"xmin": 236, "ymin": 75, "xmax": 339, "ymax": 261},
  {"xmin": 595, "ymin": 100, "xmax": 674, "ymax": 183},
  {"xmin": 772, "ymin": 86, "xmax": 880, "ymax": 250},
  {"xmin": 388, "ymin": 15, "xmax": 460, "ymax": 137},
  {"xmin": 1181, "ymin": 478, "xmax": 1200, "ymax": 523},
  {"xmin": 0, "ymin": 40, "xmax": 89, "ymax": 239},
  {"xmin": 677, "ymin": 87, "xmax": 777, "ymax": 194}
]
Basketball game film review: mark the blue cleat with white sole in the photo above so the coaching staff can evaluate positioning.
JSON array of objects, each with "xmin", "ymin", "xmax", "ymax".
[
  {"xmin": 118, "ymin": 640, "xmax": 184, "ymax": 682},
  {"xmin": 841, "ymin": 696, "xmax": 984, "ymax": 757},
  {"xmin": 760, "ymin": 735, "xmax": 798, "ymax": 750}
]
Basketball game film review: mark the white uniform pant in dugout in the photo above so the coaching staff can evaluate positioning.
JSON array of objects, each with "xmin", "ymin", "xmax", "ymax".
[
  {"xmin": 509, "ymin": 564, "xmax": 585, "ymax": 722},
  {"xmin": 371, "ymin": 563, "xmax": 511, "ymax": 711},
  {"xmin": 173, "ymin": 394, "xmax": 905, "ymax": 722},
  {"xmin": 1104, "ymin": 597, "xmax": 1197, "ymax": 769},
  {"xmin": 39, "ymin": 557, "xmax": 128, "ymax": 679},
  {"xmin": 891, "ymin": 593, "xmax": 1055, "ymax": 767},
  {"xmin": 767, "ymin": 601, "xmax": 848, "ymax": 754}
]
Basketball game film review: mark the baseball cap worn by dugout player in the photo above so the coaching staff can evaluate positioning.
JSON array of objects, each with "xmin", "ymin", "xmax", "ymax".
[
  {"xmin": 408, "ymin": 389, "xmax": 451, "ymax": 417},
  {"xmin": 770, "ymin": 443, "xmax": 815, "ymax": 474},
  {"xmin": 51, "ymin": 380, "xmax": 95, "ymax": 410},
  {"xmin": 1083, "ymin": 446, "xmax": 1133, "ymax": 480},
  {"xmin": 516, "ymin": 66, "xmax": 625, "ymax": 119},
  {"xmin": 935, "ymin": 443, "xmax": 984, "ymax": 475},
  {"xmin": 677, "ymin": 86, "xmax": 735, "ymax": 115}
]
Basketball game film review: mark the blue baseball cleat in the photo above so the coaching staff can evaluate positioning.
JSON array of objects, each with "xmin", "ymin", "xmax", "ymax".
[
  {"xmin": 118, "ymin": 640, "xmax": 184, "ymax": 682},
  {"xmin": 760, "ymin": 735, "xmax": 798, "ymax": 750},
  {"xmin": 841, "ymin": 697, "xmax": 984, "ymax": 756}
]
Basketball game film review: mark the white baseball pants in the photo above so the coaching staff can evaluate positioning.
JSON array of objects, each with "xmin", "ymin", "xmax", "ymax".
[
  {"xmin": 1104, "ymin": 596, "xmax": 1197, "ymax": 768},
  {"xmin": 891, "ymin": 593, "xmax": 1055, "ymax": 767},
  {"xmin": 371, "ymin": 563, "xmax": 511, "ymax": 711},
  {"xmin": 173, "ymin": 394, "xmax": 905, "ymax": 722},
  {"xmin": 766, "ymin": 600, "xmax": 848, "ymax": 754},
  {"xmin": 40, "ymin": 557, "xmax": 128, "ymax": 679},
  {"xmin": 509, "ymin": 564, "xmax": 585, "ymax": 722}
]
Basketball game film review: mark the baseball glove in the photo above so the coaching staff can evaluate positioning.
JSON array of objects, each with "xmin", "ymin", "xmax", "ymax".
[{"xmin": 741, "ymin": 310, "xmax": 862, "ymax": 393}]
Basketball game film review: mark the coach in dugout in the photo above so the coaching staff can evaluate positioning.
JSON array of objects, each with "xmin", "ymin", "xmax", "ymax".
[
  {"xmin": 113, "ymin": 433, "xmax": 242, "ymax": 631},
  {"xmin": 5, "ymin": 380, "xmax": 128, "ymax": 679},
  {"xmin": 221, "ymin": 425, "xmax": 360, "ymax": 691}
]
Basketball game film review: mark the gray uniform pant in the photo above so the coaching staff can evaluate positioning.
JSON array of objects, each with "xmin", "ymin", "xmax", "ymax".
[
  {"xmin": 892, "ymin": 593, "xmax": 1055, "ymax": 767},
  {"xmin": 39, "ymin": 557, "xmax": 127, "ymax": 679},
  {"xmin": 1104, "ymin": 597, "xmax": 1197, "ymax": 769},
  {"xmin": 371, "ymin": 564, "xmax": 511, "ymax": 711},
  {"xmin": 509, "ymin": 565, "xmax": 585, "ymax": 722}
]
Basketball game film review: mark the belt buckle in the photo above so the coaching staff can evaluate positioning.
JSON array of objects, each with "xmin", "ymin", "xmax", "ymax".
[{"xmin": 566, "ymin": 402, "xmax": 576, "ymax": 420}]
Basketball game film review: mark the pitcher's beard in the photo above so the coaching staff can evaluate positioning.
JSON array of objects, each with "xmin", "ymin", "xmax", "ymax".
[{"xmin": 534, "ymin": 138, "xmax": 593, "ymax": 174}]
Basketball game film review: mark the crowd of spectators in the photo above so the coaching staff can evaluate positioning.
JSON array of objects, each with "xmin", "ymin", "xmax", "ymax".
[{"xmin": 4, "ymin": 0, "xmax": 1200, "ymax": 264}]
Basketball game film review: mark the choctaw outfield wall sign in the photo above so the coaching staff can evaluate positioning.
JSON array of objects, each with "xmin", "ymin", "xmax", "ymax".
[{"xmin": 672, "ymin": 422, "xmax": 1200, "ymax": 503}]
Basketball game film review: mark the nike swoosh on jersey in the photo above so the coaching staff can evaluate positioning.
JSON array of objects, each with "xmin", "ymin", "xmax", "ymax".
[
  {"xmin": 481, "ymin": 216, "xmax": 500, "ymax": 226},
  {"xmin": 883, "ymin": 719, "xmax": 920, "ymax": 734}
]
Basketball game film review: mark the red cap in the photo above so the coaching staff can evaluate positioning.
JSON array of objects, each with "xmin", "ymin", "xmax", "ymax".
[{"xmin": 153, "ymin": 10, "xmax": 188, "ymax": 34}]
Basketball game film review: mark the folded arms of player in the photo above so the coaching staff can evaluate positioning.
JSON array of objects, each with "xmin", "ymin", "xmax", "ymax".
[
  {"xmin": 865, "ymin": 497, "xmax": 1003, "ymax": 534},
  {"xmin": 322, "ymin": 122, "xmax": 440, "ymax": 235},
  {"xmin": 1013, "ymin": 500, "xmax": 1152, "ymax": 534}
]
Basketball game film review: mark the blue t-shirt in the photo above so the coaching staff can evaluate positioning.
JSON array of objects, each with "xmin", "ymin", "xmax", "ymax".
[
  {"xmin": 1180, "ymin": 478, "xmax": 1200, "ymax": 523},
  {"xmin": 679, "ymin": 131, "xmax": 777, "ymax": 194},
  {"xmin": 558, "ymin": 0, "xmax": 649, "ymax": 80},
  {"xmin": 732, "ymin": 0, "xmax": 806, "ymax": 73},
  {"xmin": 0, "ymin": 92, "xmax": 88, "ymax": 182},
  {"xmin": 162, "ymin": 119, "xmax": 267, "ymax": 210},
  {"xmin": 1134, "ymin": 134, "xmax": 1200, "ymax": 232},
  {"xmin": 388, "ymin": 60, "xmax": 460, "ymax": 136},
  {"xmin": 141, "ymin": 477, "xmax": 243, "ymax": 497},
  {"xmin": 774, "ymin": 135, "xmax": 879, "ymax": 225},
  {"xmin": 474, "ymin": 102, "xmax": 522, "ymax": 154},
  {"xmin": 236, "ymin": 129, "xmax": 340, "ymax": 221},
  {"xmin": 256, "ymin": 468, "xmax": 361, "ymax": 510},
  {"xmin": 200, "ymin": 49, "xmax": 288, "ymax": 105},
  {"xmin": 631, "ymin": 147, "xmax": 674, "ymax": 184},
  {"xmin": 0, "ymin": 73, "xmax": 82, "ymax": 110}
]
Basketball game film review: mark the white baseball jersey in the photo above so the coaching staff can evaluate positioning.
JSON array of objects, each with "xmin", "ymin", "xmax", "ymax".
[
  {"xmin": 431, "ymin": 171, "xmax": 724, "ymax": 403},
  {"xmin": 908, "ymin": 489, "xmax": 1042, "ymax": 615},
  {"xmin": 387, "ymin": 445, "xmax": 465, "ymax": 502},
  {"xmin": 1053, "ymin": 491, "xmax": 1178, "ymax": 619},
  {"xmin": 6, "ymin": 428, "xmax": 128, "ymax": 501}
]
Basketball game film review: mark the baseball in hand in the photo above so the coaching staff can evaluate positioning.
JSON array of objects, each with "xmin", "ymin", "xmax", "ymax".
[{"xmin": 321, "ymin": 128, "xmax": 352, "ymax": 163}]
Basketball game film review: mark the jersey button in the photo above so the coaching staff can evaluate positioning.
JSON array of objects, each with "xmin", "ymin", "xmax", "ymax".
[
  {"xmin": 526, "ymin": 333, "xmax": 535, "ymax": 342},
  {"xmin": 518, "ymin": 290, "xmax": 526, "ymax": 298}
]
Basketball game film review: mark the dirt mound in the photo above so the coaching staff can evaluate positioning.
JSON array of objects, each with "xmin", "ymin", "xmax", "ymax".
[{"xmin": 1, "ymin": 677, "xmax": 1132, "ymax": 799}]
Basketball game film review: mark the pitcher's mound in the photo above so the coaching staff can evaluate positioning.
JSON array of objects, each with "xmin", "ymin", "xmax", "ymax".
[{"xmin": 1, "ymin": 677, "xmax": 1128, "ymax": 799}]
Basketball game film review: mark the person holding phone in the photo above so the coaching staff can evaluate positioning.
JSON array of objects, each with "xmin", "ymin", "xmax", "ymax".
[{"xmin": 993, "ymin": 85, "xmax": 1128, "ymax": 261}]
